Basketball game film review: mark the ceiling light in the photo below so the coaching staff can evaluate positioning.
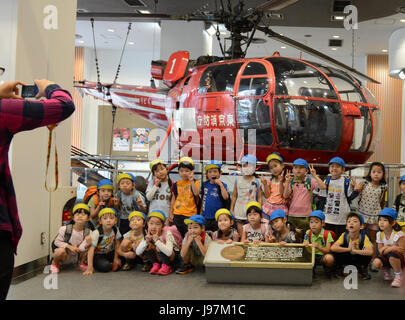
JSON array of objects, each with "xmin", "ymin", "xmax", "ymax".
[
  {"xmin": 128, "ymin": 41, "xmax": 135, "ymax": 45},
  {"xmin": 382, "ymin": 49, "xmax": 388, "ymax": 52},
  {"xmin": 331, "ymin": 15, "xmax": 345, "ymax": 21},
  {"xmin": 331, "ymin": 48, "xmax": 337, "ymax": 50},
  {"xmin": 138, "ymin": 10, "xmax": 151, "ymax": 14},
  {"xmin": 401, "ymin": 19, "xmax": 405, "ymax": 23},
  {"xmin": 77, "ymin": 40, "xmax": 84, "ymax": 44},
  {"xmin": 399, "ymin": 69, "xmax": 405, "ymax": 80},
  {"xmin": 107, "ymin": 29, "xmax": 115, "ymax": 33},
  {"xmin": 281, "ymin": 46, "xmax": 286, "ymax": 49},
  {"xmin": 333, "ymin": 35, "xmax": 340, "ymax": 38}
]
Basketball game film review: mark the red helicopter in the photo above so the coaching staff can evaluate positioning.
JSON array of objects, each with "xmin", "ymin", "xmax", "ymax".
[{"xmin": 76, "ymin": 0, "xmax": 381, "ymax": 167}]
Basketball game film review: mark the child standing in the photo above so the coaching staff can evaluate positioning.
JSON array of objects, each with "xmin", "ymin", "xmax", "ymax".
[
  {"xmin": 392, "ymin": 175, "xmax": 405, "ymax": 223},
  {"xmin": 354, "ymin": 162, "xmax": 387, "ymax": 266},
  {"xmin": 87, "ymin": 179, "xmax": 116, "ymax": 230},
  {"xmin": 331, "ymin": 211, "xmax": 373, "ymax": 279},
  {"xmin": 303, "ymin": 210, "xmax": 335, "ymax": 277},
  {"xmin": 146, "ymin": 159, "xmax": 172, "ymax": 215},
  {"xmin": 177, "ymin": 215, "xmax": 212, "ymax": 274},
  {"xmin": 170, "ymin": 157, "xmax": 200, "ymax": 237},
  {"xmin": 118, "ymin": 211, "xmax": 146, "ymax": 271},
  {"xmin": 200, "ymin": 160, "xmax": 230, "ymax": 232},
  {"xmin": 230, "ymin": 154, "xmax": 262, "ymax": 237},
  {"xmin": 50, "ymin": 203, "xmax": 92, "ymax": 273},
  {"xmin": 115, "ymin": 172, "xmax": 146, "ymax": 236},
  {"xmin": 319, "ymin": 157, "xmax": 357, "ymax": 237},
  {"xmin": 241, "ymin": 201, "xmax": 270, "ymax": 244},
  {"xmin": 83, "ymin": 208, "xmax": 123, "ymax": 275},
  {"xmin": 136, "ymin": 210, "xmax": 182, "ymax": 276},
  {"xmin": 282, "ymin": 158, "xmax": 326, "ymax": 233},
  {"xmin": 372, "ymin": 208, "xmax": 405, "ymax": 287},
  {"xmin": 268, "ymin": 209, "xmax": 298, "ymax": 245},
  {"xmin": 260, "ymin": 153, "xmax": 288, "ymax": 221},
  {"xmin": 211, "ymin": 209, "xmax": 240, "ymax": 243}
]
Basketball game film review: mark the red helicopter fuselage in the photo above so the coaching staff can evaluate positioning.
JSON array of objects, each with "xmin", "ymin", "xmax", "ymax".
[{"xmin": 78, "ymin": 51, "xmax": 380, "ymax": 167}]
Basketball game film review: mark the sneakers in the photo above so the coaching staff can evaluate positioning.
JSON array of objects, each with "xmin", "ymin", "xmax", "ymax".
[
  {"xmin": 142, "ymin": 263, "xmax": 153, "ymax": 272},
  {"xmin": 121, "ymin": 262, "xmax": 133, "ymax": 271},
  {"xmin": 391, "ymin": 273, "xmax": 402, "ymax": 288},
  {"xmin": 359, "ymin": 266, "xmax": 371, "ymax": 280},
  {"xmin": 157, "ymin": 264, "xmax": 172, "ymax": 276},
  {"xmin": 176, "ymin": 264, "xmax": 194, "ymax": 275},
  {"xmin": 50, "ymin": 262, "xmax": 60, "ymax": 274},
  {"xmin": 383, "ymin": 268, "xmax": 393, "ymax": 281},
  {"xmin": 77, "ymin": 262, "xmax": 88, "ymax": 272},
  {"xmin": 150, "ymin": 263, "xmax": 161, "ymax": 275}
]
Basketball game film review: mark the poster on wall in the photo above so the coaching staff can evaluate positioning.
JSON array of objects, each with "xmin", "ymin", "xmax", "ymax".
[
  {"xmin": 132, "ymin": 128, "xmax": 150, "ymax": 152},
  {"xmin": 113, "ymin": 128, "xmax": 130, "ymax": 151}
]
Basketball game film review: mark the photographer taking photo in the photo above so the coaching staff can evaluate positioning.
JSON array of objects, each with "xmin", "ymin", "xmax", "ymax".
[{"xmin": 0, "ymin": 73, "xmax": 75, "ymax": 300}]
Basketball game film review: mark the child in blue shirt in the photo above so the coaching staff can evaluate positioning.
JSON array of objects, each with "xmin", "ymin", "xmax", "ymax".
[{"xmin": 200, "ymin": 160, "xmax": 229, "ymax": 232}]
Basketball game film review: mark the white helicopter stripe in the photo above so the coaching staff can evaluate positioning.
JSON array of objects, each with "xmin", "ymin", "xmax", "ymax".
[{"xmin": 113, "ymin": 88, "xmax": 167, "ymax": 100}]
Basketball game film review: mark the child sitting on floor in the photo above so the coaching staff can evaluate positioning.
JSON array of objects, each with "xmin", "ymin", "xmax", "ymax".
[
  {"xmin": 268, "ymin": 209, "xmax": 298, "ymax": 245},
  {"xmin": 211, "ymin": 209, "xmax": 240, "ymax": 244},
  {"xmin": 241, "ymin": 201, "xmax": 270, "ymax": 244}
]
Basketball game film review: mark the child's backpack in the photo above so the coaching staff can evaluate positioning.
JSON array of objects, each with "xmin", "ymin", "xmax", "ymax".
[
  {"xmin": 379, "ymin": 221, "xmax": 405, "ymax": 241},
  {"xmin": 84, "ymin": 186, "xmax": 115, "ymax": 207},
  {"xmin": 96, "ymin": 225, "xmax": 119, "ymax": 246},
  {"xmin": 162, "ymin": 225, "xmax": 183, "ymax": 249},
  {"xmin": 51, "ymin": 223, "xmax": 91, "ymax": 252},
  {"xmin": 394, "ymin": 194, "xmax": 404, "ymax": 213},
  {"xmin": 307, "ymin": 229, "xmax": 337, "ymax": 246},
  {"xmin": 342, "ymin": 229, "xmax": 367, "ymax": 250},
  {"xmin": 172, "ymin": 180, "xmax": 201, "ymax": 213},
  {"xmin": 290, "ymin": 177, "xmax": 316, "ymax": 210}
]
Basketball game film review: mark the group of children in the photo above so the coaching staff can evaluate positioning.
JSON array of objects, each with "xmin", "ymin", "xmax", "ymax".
[{"xmin": 50, "ymin": 153, "xmax": 405, "ymax": 288}]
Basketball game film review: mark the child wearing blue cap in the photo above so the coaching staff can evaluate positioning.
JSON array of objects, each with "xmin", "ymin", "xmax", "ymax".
[
  {"xmin": 87, "ymin": 179, "xmax": 116, "ymax": 230},
  {"xmin": 372, "ymin": 208, "xmax": 405, "ymax": 287},
  {"xmin": 177, "ymin": 215, "xmax": 212, "ymax": 274},
  {"xmin": 282, "ymin": 158, "xmax": 326, "ymax": 233},
  {"xmin": 212, "ymin": 209, "xmax": 240, "ymax": 243},
  {"xmin": 84, "ymin": 208, "xmax": 123, "ymax": 275},
  {"xmin": 117, "ymin": 211, "xmax": 147, "ymax": 271},
  {"xmin": 268, "ymin": 209, "xmax": 298, "ymax": 245},
  {"xmin": 231, "ymin": 154, "xmax": 262, "ymax": 237},
  {"xmin": 115, "ymin": 173, "xmax": 146, "ymax": 236},
  {"xmin": 261, "ymin": 153, "xmax": 288, "ymax": 221},
  {"xmin": 318, "ymin": 157, "xmax": 358, "ymax": 237},
  {"xmin": 392, "ymin": 175, "xmax": 405, "ymax": 223},
  {"xmin": 303, "ymin": 210, "xmax": 335, "ymax": 278},
  {"xmin": 331, "ymin": 211, "xmax": 373, "ymax": 279},
  {"xmin": 200, "ymin": 160, "xmax": 230, "ymax": 232}
]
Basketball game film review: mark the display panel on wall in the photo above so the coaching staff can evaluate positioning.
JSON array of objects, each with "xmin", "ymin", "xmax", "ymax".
[
  {"xmin": 113, "ymin": 128, "xmax": 130, "ymax": 151},
  {"xmin": 132, "ymin": 128, "xmax": 150, "ymax": 152}
]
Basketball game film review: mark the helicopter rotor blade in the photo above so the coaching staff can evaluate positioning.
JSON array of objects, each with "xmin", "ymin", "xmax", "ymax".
[
  {"xmin": 257, "ymin": 26, "xmax": 380, "ymax": 84},
  {"xmin": 255, "ymin": 0, "xmax": 299, "ymax": 12}
]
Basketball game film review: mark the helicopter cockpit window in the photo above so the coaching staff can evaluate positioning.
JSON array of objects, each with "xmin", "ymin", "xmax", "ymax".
[
  {"xmin": 242, "ymin": 62, "xmax": 267, "ymax": 76},
  {"xmin": 362, "ymin": 86, "xmax": 378, "ymax": 105},
  {"xmin": 197, "ymin": 63, "xmax": 243, "ymax": 94},
  {"xmin": 266, "ymin": 57, "xmax": 338, "ymax": 99},
  {"xmin": 238, "ymin": 77, "xmax": 269, "ymax": 96},
  {"xmin": 350, "ymin": 106, "xmax": 372, "ymax": 152},
  {"xmin": 274, "ymin": 98, "xmax": 342, "ymax": 151}
]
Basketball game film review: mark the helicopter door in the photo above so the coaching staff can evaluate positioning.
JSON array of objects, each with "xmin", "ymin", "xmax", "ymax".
[{"xmin": 235, "ymin": 62, "xmax": 273, "ymax": 148}]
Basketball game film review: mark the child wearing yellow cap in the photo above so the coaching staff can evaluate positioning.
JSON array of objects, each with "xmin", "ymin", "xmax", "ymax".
[
  {"xmin": 50, "ymin": 203, "xmax": 93, "ymax": 274},
  {"xmin": 83, "ymin": 208, "xmax": 123, "ymax": 275},
  {"xmin": 170, "ymin": 157, "xmax": 200, "ymax": 237},
  {"xmin": 146, "ymin": 159, "xmax": 172, "ymax": 216},
  {"xmin": 241, "ymin": 202, "xmax": 270, "ymax": 244},
  {"xmin": 117, "ymin": 211, "xmax": 147, "ymax": 271},
  {"xmin": 114, "ymin": 173, "xmax": 146, "ymax": 236},
  {"xmin": 211, "ymin": 209, "xmax": 239, "ymax": 244},
  {"xmin": 88, "ymin": 179, "xmax": 116, "ymax": 230}
]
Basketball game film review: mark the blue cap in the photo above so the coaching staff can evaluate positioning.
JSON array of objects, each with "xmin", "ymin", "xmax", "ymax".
[
  {"xmin": 346, "ymin": 211, "xmax": 364, "ymax": 225},
  {"xmin": 269, "ymin": 209, "xmax": 287, "ymax": 222},
  {"xmin": 400, "ymin": 175, "xmax": 405, "ymax": 183},
  {"xmin": 378, "ymin": 208, "xmax": 398, "ymax": 221},
  {"xmin": 293, "ymin": 158, "xmax": 309, "ymax": 169},
  {"xmin": 329, "ymin": 157, "xmax": 346, "ymax": 168},
  {"xmin": 184, "ymin": 215, "xmax": 206, "ymax": 226},
  {"xmin": 241, "ymin": 154, "xmax": 257, "ymax": 165},
  {"xmin": 204, "ymin": 160, "xmax": 222, "ymax": 171},
  {"xmin": 309, "ymin": 210, "xmax": 325, "ymax": 221},
  {"xmin": 97, "ymin": 179, "xmax": 114, "ymax": 190}
]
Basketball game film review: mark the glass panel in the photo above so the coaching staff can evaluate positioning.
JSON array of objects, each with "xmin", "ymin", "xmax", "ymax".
[
  {"xmin": 350, "ymin": 106, "xmax": 371, "ymax": 152},
  {"xmin": 242, "ymin": 62, "xmax": 267, "ymax": 76},
  {"xmin": 237, "ymin": 98, "xmax": 273, "ymax": 146},
  {"xmin": 266, "ymin": 57, "xmax": 338, "ymax": 99},
  {"xmin": 368, "ymin": 108, "xmax": 381, "ymax": 153},
  {"xmin": 197, "ymin": 63, "xmax": 243, "ymax": 93},
  {"xmin": 362, "ymin": 86, "xmax": 378, "ymax": 105},
  {"xmin": 274, "ymin": 98, "xmax": 342, "ymax": 150},
  {"xmin": 238, "ymin": 77, "xmax": 269, "ymax": 96}
]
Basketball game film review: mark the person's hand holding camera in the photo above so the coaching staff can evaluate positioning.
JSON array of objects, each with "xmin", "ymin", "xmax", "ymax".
[
  {"xmin": 34, "ymin": 79, "xmax": 56, "ymax": 99},
  {"xmin": 0, "ymin": 81, "xmax": 25, "ymax": 99}
]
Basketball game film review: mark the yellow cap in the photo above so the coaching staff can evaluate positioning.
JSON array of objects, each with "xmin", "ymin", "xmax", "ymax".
[
  {"xmin": 128, "ymin": 211, "xmax": 147, "ymax": 222},
  {"xmin": 246, "ymin": 201, "xmax": 262, "ymax": 213},
  {"xmin": 72, "ymin": 203, "xmax": 90, "ymax": 214},
  {"xmin": 117, "ymin": 173, "xmax": 134, "ymax": 184},
  {"xmin": 150, "ymin": 159, "xmax": 165, "ymax": 170},
  {"xmin": 98, "ymin": 208, "xmax": 117, "ymax": 219},
  {"xmin": 179, "ymin": 156, "xmax": 194, "ymax": 166},
  {"xmin": 147, "ymin": 210, "xmax": 166, "ymax": 223},
  {"xmin": 266, "ymin": 153, "xmax": 283, "ymax": 164},
  {"xmin": 215, "ymin": 208, "xmax": 233, "ymax": 221}
]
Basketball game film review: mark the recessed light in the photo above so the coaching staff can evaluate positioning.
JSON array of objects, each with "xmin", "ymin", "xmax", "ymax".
[
  {"xmin": 331, "ymin": 15, "xmax": 345, "ymax": 21},
  {"xmin": 281, "ymin": 46, "xmax": 286, "ymax": 49},
  {"xmin": 128, "ymin": 41, "xmax": 135, "ymax": 45},
  {"xmin": 401, "ymin": 19, "xmax": 405, "ymax": 23},
  {"xmin": 138, "ymin": 10, "xmax": 151, "ymax": 14},
  {"xmin": 77, "ymin": 40, "xmax": 84, "ymax": 44},
  {"xmin": 382, "ymin": 49, "xmax": 388, "ymax": 52},
  {"xmin": 333, "ymin": 35, "xmax": 340, "ymax": 38},
  {"xmin": 331, "ymin": 48, "xmax": 337, "ymax": 50},
  {"xmin": 107, "ymin": 29, "xmax": 115, "ymax": 33}
]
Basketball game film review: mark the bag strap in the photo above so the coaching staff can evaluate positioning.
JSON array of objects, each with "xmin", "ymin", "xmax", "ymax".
[
  {"xmin": 45, "ymin": 124, "xmax": 59, "ymax": 192},
  {"xmin": 395, "ymin": 194, "xmax": 402, "ymax": 212},
  {"xmin": 308, "ymin": 229, "xmax": 313, "ymax": 243},
  {"xmin": 64, "ymin": 224, "xmax": 74, "ymax": 243}
]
